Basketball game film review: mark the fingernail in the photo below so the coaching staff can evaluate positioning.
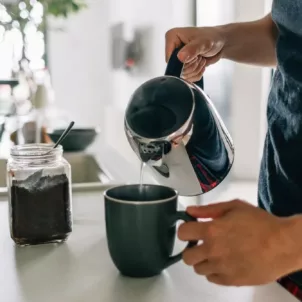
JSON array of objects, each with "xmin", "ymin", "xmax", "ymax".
[{"xmin": 178, "ymin": 51, "xmax": 191, "ymax": 63}]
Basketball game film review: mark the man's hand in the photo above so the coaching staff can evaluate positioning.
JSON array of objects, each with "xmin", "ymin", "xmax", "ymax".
[
  {"xmin": 165, "ymin": 27, "xmax": 225, "ymax": 82},
  {"xmin": 178, "ymin": 200, "xmax": 302, "ymax": 286},
  {"xmin": 165, "ymin": 15, "xmax": 277, "ymax": 81}
]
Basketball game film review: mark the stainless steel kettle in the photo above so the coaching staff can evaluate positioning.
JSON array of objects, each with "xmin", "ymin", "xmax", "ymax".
[{"xmin": 124, "ymin": 47, "xmax": 234, "ymax": 196}]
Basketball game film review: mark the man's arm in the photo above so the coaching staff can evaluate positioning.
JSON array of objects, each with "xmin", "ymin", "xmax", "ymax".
[
  {"xmin": 165, "ymin": 13, "xmax": 278, "ymax": 81},
  {"xmin": 220, "ymin": 13, "xmax": 278, "ymax": 67}
]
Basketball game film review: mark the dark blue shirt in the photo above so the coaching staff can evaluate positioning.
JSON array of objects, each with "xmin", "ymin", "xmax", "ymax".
[{"xmin": 258, "ymin": 0, "xmax": 302, "ymax": 286}]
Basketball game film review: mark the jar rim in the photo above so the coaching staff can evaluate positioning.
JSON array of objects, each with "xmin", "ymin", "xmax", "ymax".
[{"xmin": 10, "ymin": 144, "xmax": 63, "ymax": 159}]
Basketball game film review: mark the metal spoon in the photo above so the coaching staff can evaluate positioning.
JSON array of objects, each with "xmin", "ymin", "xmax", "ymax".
[
  {"xmin": 45, "ymin": 121, "xmax": 75, "ymax": 155},
  {"xmin": 22, "ymin": 121, "xmax": 75, "ymax": 186}
]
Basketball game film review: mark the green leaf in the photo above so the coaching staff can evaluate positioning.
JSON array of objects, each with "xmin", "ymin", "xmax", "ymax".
[{"xmin": 4, "ymin": 0, "xmax": 87, "ymax": 23}]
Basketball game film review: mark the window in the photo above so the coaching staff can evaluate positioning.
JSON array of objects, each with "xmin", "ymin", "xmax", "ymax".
[
  {"xmin": 196, "ymin": 0, "xmax": 235, "ymax": 129},
  {"xmin": 0, "ymin": 0, "xmax": 46, "ymax": 79},
  {"xmin": 196, "ymin": 0, "xmax": 272, "ymax": 181}
]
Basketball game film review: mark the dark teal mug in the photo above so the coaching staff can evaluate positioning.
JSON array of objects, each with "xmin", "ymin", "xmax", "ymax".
[{"xmin": 104, "ymin": 184, "xmax": 197, "ymax": 278}]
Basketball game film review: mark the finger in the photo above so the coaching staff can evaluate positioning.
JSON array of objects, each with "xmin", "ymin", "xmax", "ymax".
[
  {"xmin": 183, "ymin": 60, "xmax": 206, "ymax": 80},
  {"xmin": 181, "ymin": 57, "xmax": 199, "ymax": 74},
  {"xmin": 185, "ymin": 66, "xmax": 206, "ymax": 83},
  {"xmin": 165, "ymin": 29, "xmax": 186, "ymax": 62},
  {"xmin": 178, "ymin": 39, "xmax": 213, "ymax": 63},
  {"xmin": 194, "ymin": 260, "xmax": 217, "ymax": 276},
  {"xmin": 186, "ymin": 200, "xmax": 239, "ymax": 219},
  {"xmin": 184, "ymin": 53, "xmax": 221, "ymax": 82},
  {"xmin": 206, "ymin": 274, "xmax": 231, "ymax": 286},
  {"xmin": 178, "ymin": 221, "xmax": 211, "ymax": 241},
  {"xmin": 182, "ymin": 57, "xmax": 206, "ymax": 76},
  {"xmin": 205, "ymin": 52, "xmax": 222, "ymax": 67},
  {"xmin": 182, "ymin": 244, "xmax": 208, "ymax": 266}
]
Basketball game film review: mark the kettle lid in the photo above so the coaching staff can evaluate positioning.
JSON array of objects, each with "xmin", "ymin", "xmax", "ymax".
[{"xmin": 126, "ymin": 76, "xmax": 194, "ymax": 140}]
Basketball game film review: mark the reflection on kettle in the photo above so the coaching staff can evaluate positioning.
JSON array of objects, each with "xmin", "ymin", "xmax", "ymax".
[{"xmin": 124, "ymin": 47, "xmax": 234, "ymax": 196}]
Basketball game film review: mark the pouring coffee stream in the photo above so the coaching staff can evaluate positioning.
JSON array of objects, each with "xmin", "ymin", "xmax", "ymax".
[{"xmin": 125, "ymin": 47, "xmax": 235, "ymax": 196}]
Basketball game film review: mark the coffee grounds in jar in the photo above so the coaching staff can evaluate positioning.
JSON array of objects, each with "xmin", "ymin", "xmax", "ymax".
[{"xmin": 11, "ymin": 173, "xmax": 72, "ymax": 245}]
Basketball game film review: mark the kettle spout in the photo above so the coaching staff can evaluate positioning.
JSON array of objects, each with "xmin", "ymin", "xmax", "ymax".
[{"xmin": 137, "ymin": 141, "xmax": 169, "ymax": 167}]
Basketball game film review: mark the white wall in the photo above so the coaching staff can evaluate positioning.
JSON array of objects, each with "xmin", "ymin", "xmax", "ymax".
[
  {"xmin": 48, "ymin": 0, "xmax": 273, "ymax": 183},
  {"xmin": 196, "ymin": 0, "xmax": 272, "ymax": 182},
  {"xmin": 48, "ymin": 0, "xmax": 194, "ymax": 121},
  {"xmin": 48, "ymin": 0, "xmax": 195, "ymax": 167},
  {"xmin": 196, "ymin": 0, "xmax": 234, "ymax": 127},
  {"xmin": 48, "ymin": 0, "xmax": 111, "ymax": 128},
  {"xmin": 109, "ymin": 0, "xmax": 195, "ymax": 110},
  {"xmin": 104, "ymin": 0, "xmax": 195, "ymax": 164}
]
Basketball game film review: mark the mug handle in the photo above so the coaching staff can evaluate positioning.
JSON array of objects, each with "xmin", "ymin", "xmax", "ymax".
[
  {"xmin": 165, "ymin": 211, "xmax": 198, "ymax": 268},
  {"xmin": 164, "ymin": 45, "xmax": 204, "ymax": 90}
]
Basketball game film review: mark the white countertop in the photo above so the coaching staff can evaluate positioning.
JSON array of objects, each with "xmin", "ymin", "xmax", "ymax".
[{"xmin": 0, "ymin": 190, "xmax": 298, "ymax": 302}]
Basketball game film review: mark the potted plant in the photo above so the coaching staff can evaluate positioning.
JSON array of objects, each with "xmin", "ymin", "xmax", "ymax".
[{"xmin": 1, "ymin": 0, "xmax": 87, "ymax": 73}]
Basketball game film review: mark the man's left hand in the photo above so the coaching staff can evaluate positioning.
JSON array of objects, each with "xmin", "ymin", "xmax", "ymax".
[{"xmin": 178, "ymin": 200, "xmax": 302, "ymax": 286}]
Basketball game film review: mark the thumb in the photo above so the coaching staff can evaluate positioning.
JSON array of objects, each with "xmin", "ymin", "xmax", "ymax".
[
  {"xmin": 186, "ymin": 200, "xmax": 239, "ymax": 219},
  {"xmin": 177, "ymin": 39, "xmax": 211, "ymax": 63}
]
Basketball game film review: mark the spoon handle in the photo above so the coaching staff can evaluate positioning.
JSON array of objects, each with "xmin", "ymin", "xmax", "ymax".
[{"xmin": 53, "ymin": 121, "xmax": 75, "ymax": 149}]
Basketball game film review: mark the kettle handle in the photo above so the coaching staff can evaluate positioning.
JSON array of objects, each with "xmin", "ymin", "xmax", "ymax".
[{"xmin": 165, "ymin": 46, "xmax": 204, "ymax": 90}]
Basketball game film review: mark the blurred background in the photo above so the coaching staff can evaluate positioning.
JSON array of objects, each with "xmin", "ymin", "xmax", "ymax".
[{"xmin": 0, "ymin": 0, "xmax": 273, "ymax": 205}]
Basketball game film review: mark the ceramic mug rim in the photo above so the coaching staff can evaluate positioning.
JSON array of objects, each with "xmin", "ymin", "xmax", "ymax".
[{"xmin": 104, "ymin": 184, "xmax": 178, "ymax": 205}]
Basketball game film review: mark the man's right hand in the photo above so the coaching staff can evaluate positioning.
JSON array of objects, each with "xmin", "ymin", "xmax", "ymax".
[{"xmin": 165, "ymin": 27, "xmax": 226, "ymax": 82}]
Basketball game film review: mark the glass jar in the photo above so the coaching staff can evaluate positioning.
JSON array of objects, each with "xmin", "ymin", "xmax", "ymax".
[{"xmin": 7, "ymin": 144, "xmax": 72, "ymax": 246}]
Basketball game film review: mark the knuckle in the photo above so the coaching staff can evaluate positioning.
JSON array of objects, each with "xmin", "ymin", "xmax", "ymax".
[
  {"xmin": 193, "ymin": 62, "xmax": 200, "ymax": 72},
  {"xmin": 165, "ymin": 29, "xmax": 172, "ymax": 38},
  {"xmin": 206, "ymin": 274, "xmax": 218, "ymax": 284},
  {"xmin": 165, "ymin": 28, "xmax": 178, "ymax": 39},
  {"xmin": 207, "ymin": 275, "xmax": 231, "ymax": 286},
  {"xmin": 193, "ymin": 59, "xmax": 200, "ymax": 67},
  {"xmin": 192, "ymin": 70, "xmax": 203, "ymax": 80},
  {"xmin": 230, "ymin": 277, "xmax": 241, "ymax": 286},
  {"xmin": 205, "ymin": 242, "xmax": 215, "ymax": 256},
  {"xmin": 177, "ymin": 222, "xmax": 194, "ymax": 240},
  {"xmin": 205, "ymin": 275, "xmax": 211, "ymax": 282},
  {"xmin": 226, "ymin": 199, "xmax": 241, "ymax": 209},
  {"xmin": 210, "ymin": 256, "xmax": 224, "ymax": 270},
  {"xmin": 194, "ymin": 63, "xmax": 202, "ymax": 73},
  {"xmin": 205, "ymin": 242, "xmax": 223, "ymax": 261},
  {"xmin": 193, "ymin": 265, "xmax": 202, "ymax": 275},
  {"xmin": 231, "ymin": 199, "xmax": 242, "ymax": 206},
  {"xmin": 193, "ymin": 262, "xmax": 209, "ymax": 276},
  {"xmin": 222, "ymin": 276, "xmax": 240, "ymax": 286},
  {"xmin": 196, "ymin": 72, "xmax": 203, "ymax": 79},
  {"xmin": 198, "ymin": 61, "xmax": 206, "ymax": 71},
  {"xmin": 177, "ymin": 223, "xmax": 186, "ymax": 239},
  {"xmin": 205, "ymin": 223, "xmax": 217, "ymax": 238},
  {"xmin": 189, "ymin": 75, "xmax": 202, "ymax": 83},
  {"xmin": 201, "ymin": 39, "xmax": 213, "ymax": 52},
  {"xmin": 206, "ymin": 275, "xmax": 215, "ymax": 283},
  {"xmin": 182, "ymin": 250, "xmax": 193, "ymax": 266}
]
